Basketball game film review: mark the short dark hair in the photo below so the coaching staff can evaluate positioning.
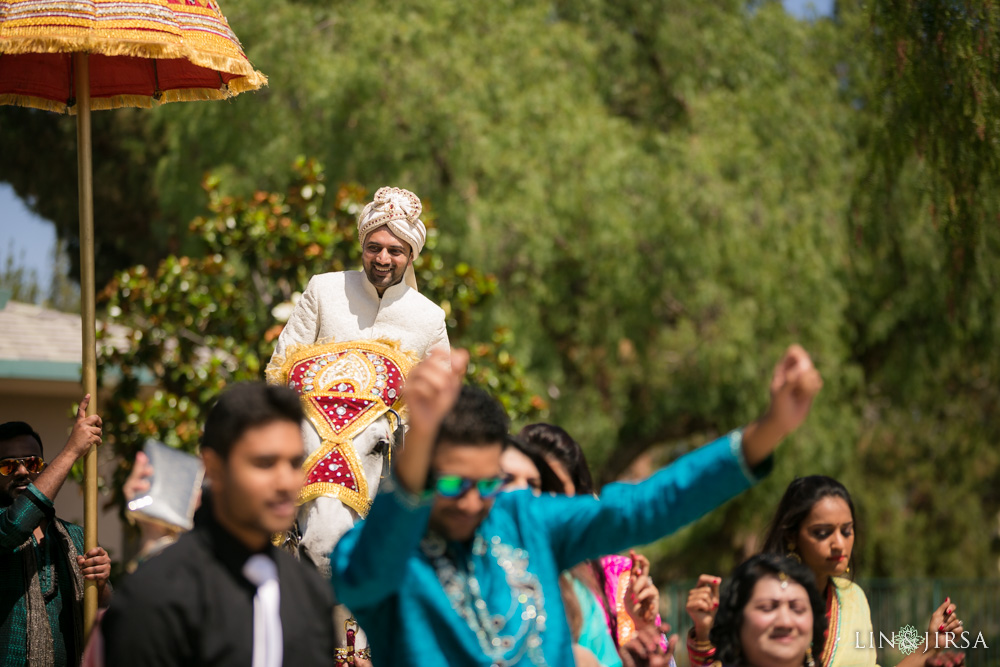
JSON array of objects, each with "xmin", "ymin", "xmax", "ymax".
[
  {"xmin": 436, "ymin": 385, "xmax": 509, "ymax": 447},
  {"xmin": 710, "ymin": 553, "xmax": 828, "ymax": 666},
  {"xmin": 761, "ymin": 475, "xmax": 859, "ymax": 579},
  {"xmin": 518, "ymin": 423, "xmax": 594, "ymax": 495},
  {"xmin": 0, "ymin": 422, "xmax": 43, "ymax": 456},
  {"xmin": 201, "ymin": 383, "xmax": 304, "ymax": 459}
]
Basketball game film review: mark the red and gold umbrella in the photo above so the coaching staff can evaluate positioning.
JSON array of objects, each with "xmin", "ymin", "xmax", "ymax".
[
  {"xmin": 0, "ymin": 0, "xmax": 266, "ymax": 633},
  {"xmin": 0, "ymin": 0, "xmax": 265, "ymax": 111}
]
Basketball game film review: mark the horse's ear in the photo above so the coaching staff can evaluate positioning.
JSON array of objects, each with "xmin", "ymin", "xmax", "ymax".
[
  {"xmin": 393, "ymin": 423, "xmax": 405, "ymax": 455},
  {"xmin": 386, "ymin": 408, "xmax": 406, "ymax": 453},
  {"xmin": 386, "ymin": 408, "xmax": 402, "ymax": 434}
]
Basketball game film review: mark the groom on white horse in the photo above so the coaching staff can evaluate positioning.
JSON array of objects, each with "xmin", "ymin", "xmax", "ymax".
[
  {"xmin": 269, "ymin": 185, "xmax": 449, "ymax": 366},
  {"xmin": 266, "ymin": 186, "xmax": 450, "ymax": 665}
]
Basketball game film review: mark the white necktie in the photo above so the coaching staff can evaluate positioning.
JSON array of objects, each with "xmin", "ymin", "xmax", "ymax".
[{"xmin": 242, "ymin": 554, "xmax": 283, "ymax": 667}]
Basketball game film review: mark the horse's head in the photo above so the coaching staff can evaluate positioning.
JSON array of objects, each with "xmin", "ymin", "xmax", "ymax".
[
  {"xmin": 270, "ymin": 341, "xmax": 415, "ymax": 578},
  {"xmin": 297, "ymin": 412, "xmax": 399, "ymax": 577},
  {"xmin": 351, "ymin": 409, "xmax": 399, "ymax": 506}
]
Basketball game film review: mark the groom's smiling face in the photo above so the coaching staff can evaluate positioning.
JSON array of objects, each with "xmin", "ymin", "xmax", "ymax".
[{"xmin": 362, "ymin": 226, "xmax": 412, "ymax": 295}]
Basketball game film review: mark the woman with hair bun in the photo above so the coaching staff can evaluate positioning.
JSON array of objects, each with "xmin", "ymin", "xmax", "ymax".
[{"xmin": 708, "ymin": 553, "xmax": 826, "ymax": 667}]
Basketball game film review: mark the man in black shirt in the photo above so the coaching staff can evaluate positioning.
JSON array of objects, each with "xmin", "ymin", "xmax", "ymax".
[{"xmin": 102, "ymin": 383, "xmax": 337, "ymax": 667}]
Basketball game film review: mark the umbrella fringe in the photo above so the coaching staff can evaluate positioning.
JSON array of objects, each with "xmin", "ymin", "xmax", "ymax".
[
  {"xmin": 72, "ymin": 87, "xmax": 228, "ymax": 112},
  {"xmin": 0, "ymin": 93, "xmax": 69, "ymax": 113},
  {"xmin": 159, "ymin": 88, "xmax": 227, "ymax": 104},
  {"xmin": 0, "ymin": 85, "xmax": 258, "ymax": 113},
  {"xmin": 0, "ymin": 37, "xmax": 267, "ymax": 88},
  {"xmin": 226, "ymin": 75, "xmax": 266, "ymax": 95},
  {"xmin": 0, "ymin": 84, "xmax": 263, "ymax": 112}
]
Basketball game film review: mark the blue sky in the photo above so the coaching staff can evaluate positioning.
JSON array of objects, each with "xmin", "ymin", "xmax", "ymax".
[
  {"xmin": 0, "ymin": 0, "xmax": 835, "ymax": 300},
  {"xmin": 782, "ymin": 0, "xmax": 835, "ymax": 19},
  {"xmin": 0, "ymin": 184, "xmax": 57, "ymax": 294}
]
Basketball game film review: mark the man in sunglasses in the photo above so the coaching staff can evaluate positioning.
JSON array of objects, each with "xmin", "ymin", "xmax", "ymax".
[
  {"xmin": 0, "ymin": 394, "xmax": 111, "ymax": 666},
  {"xmin": 330, "ymin": 345, "xmax": 823, "ymax": 666}
]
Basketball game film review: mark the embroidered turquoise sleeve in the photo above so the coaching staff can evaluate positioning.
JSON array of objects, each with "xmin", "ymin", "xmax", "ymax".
[
  {"xmin": 533, "ymin": 431, "xmax": 773, "ymax": 570},
  {"xmin": 330, "ymin": 474, "xmax": 433, "ymax": 610},
  {"xmin": 380, "ymin": 474, "xmax": 435, "ymax": 510}
]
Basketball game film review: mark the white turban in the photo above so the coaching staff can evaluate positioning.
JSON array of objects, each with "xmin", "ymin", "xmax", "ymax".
[{"xmin": 357, "ymin": 187, "xmax": 426, "ymax": 290}]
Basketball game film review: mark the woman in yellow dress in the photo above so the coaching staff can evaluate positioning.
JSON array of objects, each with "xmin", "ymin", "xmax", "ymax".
[{"xmin": 687, "ymin": 476, "xmax": 963, "ymax": 667}]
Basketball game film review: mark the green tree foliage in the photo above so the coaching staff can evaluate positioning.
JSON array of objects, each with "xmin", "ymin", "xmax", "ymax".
[
  {"xmin": 856, "ymin": 0, "xmax": 1000, "ymax": 292},
  {"xmin": 837, "ymin": 0, "xmax": 1000, "ymax": 578},
  {"xmin": 96, "ymin": 161, "xmax": 544, "ymax": 513},
  {"xmin": 525, "ymin": 0, "xmax": 863, "ymax": 578}
]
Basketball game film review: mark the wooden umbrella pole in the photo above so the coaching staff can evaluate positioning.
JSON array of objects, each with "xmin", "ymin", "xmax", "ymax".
[{"xmin": 75, "ymin": 52, "xmax": 99, "ymax": 636}]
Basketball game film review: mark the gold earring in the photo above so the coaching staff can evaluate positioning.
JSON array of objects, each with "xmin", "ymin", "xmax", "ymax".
[
  {"xmin": 787, "ymin": 542, "xmax": 802, "ymax": 564},
  {"xmin": 805, "ymin": 647, "xmax": 816, "ymax": 667}
]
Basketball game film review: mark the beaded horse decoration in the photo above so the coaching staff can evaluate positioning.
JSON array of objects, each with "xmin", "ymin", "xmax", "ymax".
[{"xmin": 267, "ymin": 339, "xmax": 415, "ymax": 517}]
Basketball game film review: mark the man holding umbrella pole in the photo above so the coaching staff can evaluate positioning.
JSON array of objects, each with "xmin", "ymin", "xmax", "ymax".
[{"xmin": 0, "ymin": 395, "xmax": 112, "ymax": 666}]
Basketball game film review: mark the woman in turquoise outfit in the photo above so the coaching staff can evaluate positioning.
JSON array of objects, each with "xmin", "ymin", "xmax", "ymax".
[{"xmin": 519, "ymin": 422, "xmax": 671, "ymax": 666}]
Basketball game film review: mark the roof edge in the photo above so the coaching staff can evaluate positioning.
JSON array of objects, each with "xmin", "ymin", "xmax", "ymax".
[{"xmin": 0, "ymin": 359, "xmax": 79, "ymax": 381}]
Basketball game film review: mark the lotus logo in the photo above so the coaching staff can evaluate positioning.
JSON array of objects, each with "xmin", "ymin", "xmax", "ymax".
[{"xmin": 895, "ymin": 625, "xmax": 923, "ymax": 656}]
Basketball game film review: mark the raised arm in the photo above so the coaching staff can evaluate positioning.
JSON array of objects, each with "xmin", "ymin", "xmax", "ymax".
[
  {"xmin": 534, "ymin": 430, "xmax": 764, "ymax": 569},
  {"xmin": 0, "ymin": 395, "xmax": 102, "ymax": 551},
  {"xmin": 35, "ymin": 394, "xmax": 103, "ymax": 501},
  {"xmin": 537, "ymin": 345, "xmax": 822, "ymax": 569},
  {"xmin": 741, "ymin": 345, "xmax": 822, "ymax": 466},
  {"xmin": 330, "ymin": 347, "xmax": 468, "ymax": 610}
]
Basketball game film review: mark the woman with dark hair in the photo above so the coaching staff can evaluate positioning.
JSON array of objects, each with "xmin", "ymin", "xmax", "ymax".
[
  {"xmin": 520, "ymin": 424, "xmax": 671, "ymax": 666},
  {"xmin": 518, "ymin": 423, "xmax": 595, "ymax": 496},
  {"xmin": 499, "ymin": 434, "xmax": 562, "ymax": 493},
  {"xmin": 687, "ymin": 476, "xmax": 963, "ymax": 667},
  {"xmin": 760, "ymin": 476, "xmax": 860, "ymax": 581},
  {"xmin": 709, "ymin": 553, "xmax": 827, "ymax": 667},
  {"xmin": 500, "ymin": 435, "xmax": 607, "ymax": 665}
]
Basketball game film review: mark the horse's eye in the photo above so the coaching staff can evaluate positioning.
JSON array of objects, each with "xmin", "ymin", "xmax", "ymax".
[{"xmin": 374, "ymin": 438, "xmax": 391, "ymax": 457}]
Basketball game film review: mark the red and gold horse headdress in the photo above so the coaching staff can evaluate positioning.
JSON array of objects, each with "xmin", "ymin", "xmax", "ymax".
[{"xmin": 267, "ymin": 340, "xmax": 416, "ymax": 517}]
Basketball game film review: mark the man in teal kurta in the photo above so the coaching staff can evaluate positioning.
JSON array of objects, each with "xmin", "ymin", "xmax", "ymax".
[
  {"xmin": 331, "ymin": 346, "xmax": 822, "ymax": 666},
  {"xmin": 0, "ymin": 397, "xmax": 112, "ymax": 666}
]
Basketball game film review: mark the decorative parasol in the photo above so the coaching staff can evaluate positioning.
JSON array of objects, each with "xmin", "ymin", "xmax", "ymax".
[{"xmin": 0, "ymin": 0, "xmax": 266, "ymax": 635}]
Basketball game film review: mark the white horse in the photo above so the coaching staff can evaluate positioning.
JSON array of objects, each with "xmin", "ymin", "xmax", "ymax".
[
  {"xmin": 295, "ymin": 412, "xmax": 397, "ymax": 665},
  {"xmin": 296, "ymin": 413, "xmax": 396, "ymax": 578},
  {"xmin": 268, "ymin": 339, "xmax": 415, "ymax": 664}
]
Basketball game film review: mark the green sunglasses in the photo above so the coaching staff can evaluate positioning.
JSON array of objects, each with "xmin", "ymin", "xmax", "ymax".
[{"xmin": 433, "ymin": 474, "xmax": 509, "ymax": 499}]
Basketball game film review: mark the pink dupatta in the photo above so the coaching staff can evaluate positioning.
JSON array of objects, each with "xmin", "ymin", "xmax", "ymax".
[{"xmin": 599, "ymin": 554, "xmax": 669, "ymax": 651}]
